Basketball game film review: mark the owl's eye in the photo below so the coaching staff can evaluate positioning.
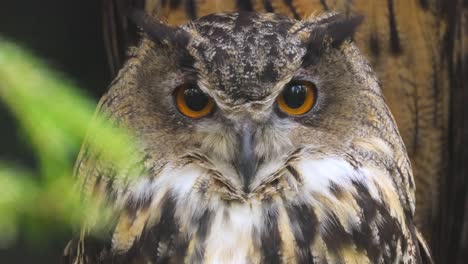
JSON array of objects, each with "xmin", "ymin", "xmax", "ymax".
[
  {"xmin": 175, "ymin": 84, "xmax": 214, "ymax": 118},
  {"xmin": 276, "ymin": 81, "xmax": 316, "ymax": 115}
]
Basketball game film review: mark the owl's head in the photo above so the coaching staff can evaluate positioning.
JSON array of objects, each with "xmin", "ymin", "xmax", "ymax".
[
  {"xmin": 71, "ymin": 11, "xmax": 423, "ymax": 261},
  {"xmin": 105, "ymin": 11, "xmax": 409, "ymax": 201}
]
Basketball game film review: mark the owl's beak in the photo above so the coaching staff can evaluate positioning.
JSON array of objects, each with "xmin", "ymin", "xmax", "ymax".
[{"xmin": 235, "ymin": 122, "xmax": 258, "ymax": 190}]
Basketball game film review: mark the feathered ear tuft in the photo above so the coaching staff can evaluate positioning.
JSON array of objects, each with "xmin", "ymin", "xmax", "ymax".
[
  {"xmin": 300, "ymin": 13, "xmax": 364, "ymax": 66},
  {"xmin": 128, "ymin": 8, "xmax": 191, "ymax": 48},
  {"xmin": 313, "ymin": 14, "xmax": 364, "ymax": 48}
]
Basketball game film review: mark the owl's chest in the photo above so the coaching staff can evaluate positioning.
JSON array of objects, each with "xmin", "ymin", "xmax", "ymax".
[{"xmin": 109, "ymin": 159, "xmax": 417, "ymax": 263}]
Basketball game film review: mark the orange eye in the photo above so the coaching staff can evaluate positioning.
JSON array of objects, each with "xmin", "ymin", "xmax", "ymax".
[
  {"xmin": 175, "ymin": 84, "xmax": 214, "ymax": 118},
  {"xmin": 276, "ymin": 81, "xmax": 316, "ymax": 116}
]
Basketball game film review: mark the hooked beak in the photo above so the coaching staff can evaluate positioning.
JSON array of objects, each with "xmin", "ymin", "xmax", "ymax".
[{"xmin": 234, "ymin": 122, "xmax": 259, "ymax": 190}]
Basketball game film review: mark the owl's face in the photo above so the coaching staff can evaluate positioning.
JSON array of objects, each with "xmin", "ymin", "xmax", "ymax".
[
  {"xmin": 77, "ymin": 11, "xmax": 421, "ymax": 262},
  {"xmin": 112, "ymin": 12, "xmax": 397, "ymax": 193}
]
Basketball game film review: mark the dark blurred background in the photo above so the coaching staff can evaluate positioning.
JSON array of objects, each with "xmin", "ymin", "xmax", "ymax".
[{"xmin": 0, "ymin": 1, "xmax": 109, "ymax": 262}]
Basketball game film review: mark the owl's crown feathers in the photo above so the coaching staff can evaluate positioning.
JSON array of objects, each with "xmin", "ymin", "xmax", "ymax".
[{"xmin": 129, "ymin": 7, "xmax": 363, "ymax": 63}]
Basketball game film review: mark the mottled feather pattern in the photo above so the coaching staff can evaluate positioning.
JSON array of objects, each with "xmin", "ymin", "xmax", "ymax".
[
  {"xmin": 70, "ymin": 150, "xmax": 420, "ymax": 263},
  {"xmin": 63, "ymin": 10, "xmax": 434, "ymax": 263},
  {"xmin": 87, "ymin": 0, "xmax": 467, "ymax": 262},
  {"xmin": 98, "ymin": 0, "xmax": 451, "ymax": 244}
]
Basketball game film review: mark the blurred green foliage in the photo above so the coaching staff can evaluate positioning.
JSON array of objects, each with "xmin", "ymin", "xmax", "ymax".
[{"xmin": 0, "ymin": 38, "xmax": 135, "ymax": 247}]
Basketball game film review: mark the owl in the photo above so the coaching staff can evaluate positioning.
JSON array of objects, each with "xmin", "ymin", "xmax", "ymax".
[
  {"xmin": 103, "ymin": 0, "xmax": 458, "ymax": 246},
  {"xmin": 64, "ymin": 8, "xmax": 432, "ymax": 264}
]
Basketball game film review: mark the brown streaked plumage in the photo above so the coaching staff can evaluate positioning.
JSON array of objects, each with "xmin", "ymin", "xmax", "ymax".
[
  {"xmin": 65, "ymin": 10, "xmax": 433, "ymax": 263},
  {"xmin": 101, "ymin": 2, "xmax": 468, "ymax": 263},
  {"xmin": 150, "ymin": 0, "xmax": 447, "ymax": 244}
]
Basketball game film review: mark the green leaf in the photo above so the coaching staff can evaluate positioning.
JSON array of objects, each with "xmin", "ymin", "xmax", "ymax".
[{"xmin": 0, "ymin": 37, "xmax": 135, "ymax": 246}]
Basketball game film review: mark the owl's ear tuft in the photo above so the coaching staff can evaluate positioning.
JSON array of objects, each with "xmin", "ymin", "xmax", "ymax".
[
  {"xmin": 314, "ymin": 14, "xmax": 364, "ymax": 48},
  {"xmin": 128, "ymin": 8, "xmax": 191, "ymax": 48},
  {"xmin": 301, "ymin": 14, "xmax": 363, "ymax": 66}
]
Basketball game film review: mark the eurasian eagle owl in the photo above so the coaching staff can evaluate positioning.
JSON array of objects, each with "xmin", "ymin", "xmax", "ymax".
[{"xmin": 64, "ymin": 8, "xmax": 431, "ymax": 264}]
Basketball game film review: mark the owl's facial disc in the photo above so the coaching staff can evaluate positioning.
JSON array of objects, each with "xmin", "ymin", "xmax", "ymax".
[
  {"xmin": 126, "ymin": 11, "xmax": 364, "ymax": 192},
  {"xmin": 173, "ymin": 81, "xmax": 314, "ymax": 188}
]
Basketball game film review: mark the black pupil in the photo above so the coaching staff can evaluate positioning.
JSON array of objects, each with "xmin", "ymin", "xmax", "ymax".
[
  {"xmin": 184, "ymin": 87, "xmax": 208, "ymax": 111},
  {"xmin": 282, "ymin": 84, "xmax": 307, "ymax": 109}
]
